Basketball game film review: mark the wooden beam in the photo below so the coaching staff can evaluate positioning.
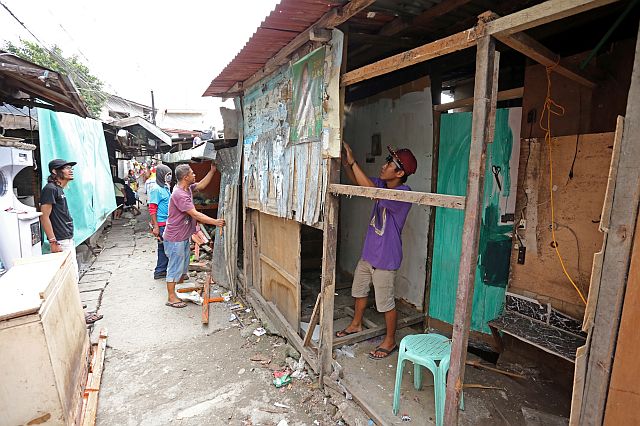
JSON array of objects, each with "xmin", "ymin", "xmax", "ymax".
[
  {"xmin": 488, "ymin": 14, "xmax": 596, "ymax": 89},
  {"xmin": 260, "ymin": 253, "xmax": 298, "ymax": 286},
  {"xmin": 248, "ymin": 287, "xmax": 319, "ymax": 372},
  {"xmin": 333, "ymin": 313, "xmax": 424, "ymax": 347},
  {"xmin": 434, "ymin": 87, "xmax": 524, "ymax": 111},
  {"xmin": 580, "ymin": 26, "xmax": 640, "ymax": 426},
  {"xmin": 329, "ymin": 183, "xmax": 466, "ymax": 210},
  {"xmin": 81, "ymin": 328, "xmax": 108, "ymax": 426},
  {"xmin": 444, "ymin": 35, "xmax": 499, "ymax": 425},
  {"xmin": 342, "ymin": 28, "xmax": 480, "ymax": 86},
  {"xmin": 319, "ymin": 158, "xmax": 341, "ymax": 379},
  {"xmin": 349, "ymin": 32, "xmax": 422, "ymax": 50},
  {"xmin": 484, "ymin": 0, "xmax": 620, "ymax": 37},
  {"xmin": 303, "ymin": 293, "xmax": 322, "ymax": 347},
  {"xmin": 342, "ymin": 0, "xmax": 618, "ymax": 87},
  {"xmin": 323, "ymin": 377, "xmax": 388, "ymax": 426}
]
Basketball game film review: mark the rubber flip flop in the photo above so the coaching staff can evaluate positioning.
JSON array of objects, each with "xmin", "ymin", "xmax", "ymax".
[
  {"xmin": 85, "ymin": 313, "xmax": 103, "ymax": 324},
  {"xmin": 335, "ymin": 329, "xmax": 360, "ymax": 338},
  {"xmin": 165, "ymin": 301, "xmax": 187, "ymax": 308},
  {"xmin": 368, "ymin": 345, "xmax": 398, "ymax": 360}
]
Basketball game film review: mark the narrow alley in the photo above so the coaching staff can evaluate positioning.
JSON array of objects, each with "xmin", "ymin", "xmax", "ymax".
[{"xmin": 89, "ymin": 209, "xmax": 370, "ymax": 426}]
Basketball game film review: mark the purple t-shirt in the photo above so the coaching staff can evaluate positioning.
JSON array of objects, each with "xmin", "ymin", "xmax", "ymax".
[
  {"xmin": 163, "ymin": 184, "xmax": 197, "ymax": 242},
  {"xmin": 361, "ymin": 178, "xmax": 412, "ymax": 270}
]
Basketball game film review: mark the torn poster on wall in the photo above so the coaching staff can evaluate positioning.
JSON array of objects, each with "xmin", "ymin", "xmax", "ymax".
[
  {"xmin": 290, "ymin": 47, "xmax": 325, "ymax": 144},
  {"xmin": 241, "ymin": 31, "xmax": 343, "ymax": 226}
]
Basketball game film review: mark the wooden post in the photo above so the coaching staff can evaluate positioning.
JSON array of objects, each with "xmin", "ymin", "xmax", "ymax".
[
  {"xmin": 443, "ymin": 35, "xmax": 499, "ymax": 425},
  {"xmin": 580, "ymin": 26, "xmax": 640, "ymax": 426},
  {"xmin": 319, "ymin": 158, "xmax": 341, "ymax": 378},
  {"xmin": 319, "ymin": 26, "xmax": 348, "ymax": 380},
  {"xmin": 425, "ymin": 69, "xmax": 442, "ymax": 321}
]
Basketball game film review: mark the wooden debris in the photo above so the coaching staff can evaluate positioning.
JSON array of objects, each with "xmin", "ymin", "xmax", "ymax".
[
  {"xmin": 80, "ymin": 328, "xmax": 108, "ymax": 426},
  {"xmin": 303, "ymin": 293, "xmax": 322, "ymax": 347},
  {"xmin": 202, "ymin": 274, "xmax": 211, "ymax": 324},
  {"xmin": 463, "ymin": 383, "xmax": 506, "ymax": 391},
  {"xmin": 466, "ymin": 359, "xmax": 526, "ymax": 379},
  {"xmin": 189, "ymin": 261, "xmax": 209, "ymax": 272},
  {"xmin": 176, "ymin": 286, "xmax": 204, "ymax": 293}
]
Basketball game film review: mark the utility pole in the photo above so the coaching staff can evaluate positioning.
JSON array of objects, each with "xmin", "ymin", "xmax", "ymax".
[{"xmin": 150, "ymin": 90, "xmax": 156, "ymax": 124}]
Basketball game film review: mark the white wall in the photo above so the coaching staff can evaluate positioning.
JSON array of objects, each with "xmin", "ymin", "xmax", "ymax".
[{"xmin": 340, "ymin": 86, "xmax": 433, "ymax": 309}]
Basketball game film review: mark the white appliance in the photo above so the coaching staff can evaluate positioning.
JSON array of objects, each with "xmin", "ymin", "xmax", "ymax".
[{"xmin": 0, "ymin": 138, "xmax": 42, "ymax": 270}]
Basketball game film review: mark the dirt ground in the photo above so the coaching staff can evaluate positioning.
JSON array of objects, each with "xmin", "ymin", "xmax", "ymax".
[
  {"xmin": 87, "ymin": 207, "xmax": 571, "ymax": 426},
  {"xmin": 90, "ymin": 210, "xmax": 370, "ymax": 426}
]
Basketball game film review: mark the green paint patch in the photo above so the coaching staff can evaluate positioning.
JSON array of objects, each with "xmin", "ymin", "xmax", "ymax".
[{"xmin": 429, "ymin": 109, "xmax": 516, "ymax": 333}]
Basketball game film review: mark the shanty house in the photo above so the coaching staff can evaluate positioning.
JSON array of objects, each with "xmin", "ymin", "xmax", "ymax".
[{"xmin": 203, "ymin": 1, "xmax": 640, "ymax": 424}]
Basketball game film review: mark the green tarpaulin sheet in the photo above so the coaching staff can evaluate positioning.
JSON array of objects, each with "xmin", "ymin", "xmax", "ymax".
[{"xmin": 38, "ymin": 109, "xmax": 116, "ymax": 248}]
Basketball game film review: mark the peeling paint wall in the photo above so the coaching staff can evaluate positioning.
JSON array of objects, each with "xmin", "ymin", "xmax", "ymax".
[
  {"xmin": 339, "ymin": 82, "xmax": 434, "ymax": 309},
  {"xmin": 241, "ymin": 30, "xmax": 343, "ymax": 226}
]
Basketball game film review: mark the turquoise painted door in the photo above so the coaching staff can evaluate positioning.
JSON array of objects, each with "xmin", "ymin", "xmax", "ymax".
[{"xmin": 429, "ymin": 108, "xmax": 521, "ymax": 333}]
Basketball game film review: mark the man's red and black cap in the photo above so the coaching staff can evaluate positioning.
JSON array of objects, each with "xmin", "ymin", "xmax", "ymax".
[
  {"xmin": 387, "ymin": 146, "xmax": 417, "ymax": 176},
  {"xmin": 48, "ymin": 159, "xmax": 77, "ymax": 173}
]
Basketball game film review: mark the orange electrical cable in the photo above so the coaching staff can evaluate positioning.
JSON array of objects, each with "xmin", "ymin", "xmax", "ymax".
[{"xmin": 539, "ymin": 65, "xmax": 588, "ymax": 306}]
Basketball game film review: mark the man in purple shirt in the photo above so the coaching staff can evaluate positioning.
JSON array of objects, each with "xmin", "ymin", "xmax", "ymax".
[
  {"xmin": 163, "ymin": 163, "xmax": 225, "ymax": 308},
  {"xmin": 336, "ymin": 143, "xmax": 417, "ymax": 359}
]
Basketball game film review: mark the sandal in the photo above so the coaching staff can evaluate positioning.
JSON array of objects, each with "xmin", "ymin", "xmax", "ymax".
[
  {"xmin": 85, "ymin": 312, "xmax": 103, "ymax": 324},
  {"xmin": 368, "ymin": 345, "xmax": 398, "ymax": 360},
  {"xmin": 165, "ymin": 301, "xmax": 187, "ymax": 308},
  {"xmin": 335, "ymin": 328, "xmax": 361, "ymax": 338}
]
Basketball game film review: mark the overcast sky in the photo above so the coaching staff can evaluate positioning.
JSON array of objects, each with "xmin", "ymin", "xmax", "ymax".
[{"xmin": 0, "ymin": 0, "xmax": 281, "ymax": 127}]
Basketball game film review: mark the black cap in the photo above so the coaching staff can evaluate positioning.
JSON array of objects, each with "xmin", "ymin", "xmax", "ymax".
[{"xmin": 48, "ymin": 159, "xmax": 77, "ymax": 172}]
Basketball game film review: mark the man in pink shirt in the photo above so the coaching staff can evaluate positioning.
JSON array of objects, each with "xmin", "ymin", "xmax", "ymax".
[{"xmin": 163, "ymin": 163, "xmax": 225, "ymax": 308}]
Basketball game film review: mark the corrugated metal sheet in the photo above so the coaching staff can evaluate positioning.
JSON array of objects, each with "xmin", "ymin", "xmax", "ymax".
[{"xmin": 203, "ymin": 0, "xmax": 345, "ymax": 98}]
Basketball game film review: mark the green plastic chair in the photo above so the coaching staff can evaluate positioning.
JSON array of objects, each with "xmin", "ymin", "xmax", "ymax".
[{"xmin": 392, "ymin": 333, "xmax": 463, "ymax": 425}]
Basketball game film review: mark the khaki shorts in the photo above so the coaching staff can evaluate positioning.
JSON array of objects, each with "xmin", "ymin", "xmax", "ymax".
[{"xmin": 351, "ymin": 259, "xmax": 397, "ymax": 312}]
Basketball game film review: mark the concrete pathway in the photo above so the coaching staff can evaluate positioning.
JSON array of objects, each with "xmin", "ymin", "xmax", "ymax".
[{"xmin": 92, "ymin": 211, "xmax": 367, "ymax": 426}]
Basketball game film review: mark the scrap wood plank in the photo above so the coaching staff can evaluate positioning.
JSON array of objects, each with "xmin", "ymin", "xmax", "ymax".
[
  {"xmin": 332, "ymin": 313, "xmax": 424, "ymax": 347},
  {"xmin": 202, "ymin": 274, "xmax": 211, "ymax": 324},
  {"xmin": 323, "ymin": 376, "xmax": 390, "ymax": 426},
  {"xmin": 189, "ymin": 261, "xmax": 209, "ymax": 272},
  {"xmin": 581, "ymin": 27, "xmax": 640, "ymax": 423},
  {"xmin": 81, "ymin": 328, "xmax": 108, "ymax": 426},
  {"xmin": 343, "ymin": 306, "xmax": 379, "ymax": 329},
  {"xmin": 248, "ymin": 287, "xmax": 319, "ymax": 373},
  {"xmin": 329, "ymin": 183, "xmax": 465, "ymax": 209},
  {"xmin": 303, "ymin": 293, "xmax": 322, "ymax": 347}
]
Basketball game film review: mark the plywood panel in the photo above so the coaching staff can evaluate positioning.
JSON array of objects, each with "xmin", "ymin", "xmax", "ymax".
[
  {"xmin": 258, "ymin": 212, "xmax": 301, "ymax": 328},
  {"xmin": 603, "ymin": 212, "xmax": 640, "ymax": 425},
  {"xmin": 509, "ymin": 133, "xmax": 614, "ymax": 317}
]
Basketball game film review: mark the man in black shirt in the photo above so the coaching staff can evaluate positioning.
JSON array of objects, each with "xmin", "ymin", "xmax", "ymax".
[
  {"xmin": 40, "ymin": 159, "xmax": 104, "ymax": 325},
  {"xmin": 40, "ymin": 159, "xmax": 76, "ymax": 257}
]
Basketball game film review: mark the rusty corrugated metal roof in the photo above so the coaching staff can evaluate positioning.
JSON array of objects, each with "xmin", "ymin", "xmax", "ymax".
[{"xmin": 203, "ymin": 0, "xmax": 345, "ymax": 98}]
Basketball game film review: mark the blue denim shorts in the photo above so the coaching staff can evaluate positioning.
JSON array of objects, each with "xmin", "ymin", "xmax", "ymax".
[{"xmin": 164, "ymin": 239, "xmax": 190, "ymax": 282}]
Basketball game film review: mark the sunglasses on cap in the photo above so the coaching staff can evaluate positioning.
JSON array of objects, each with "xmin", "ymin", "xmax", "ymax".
[{"xmin": 387, "ymin": 146, "xmax": 404, "ymax": 171}]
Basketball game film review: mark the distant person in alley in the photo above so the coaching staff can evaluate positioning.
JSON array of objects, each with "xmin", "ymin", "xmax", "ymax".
[
  {"xmin": 335, "ymin": 143, "xmax": 417, "ymax": 360},
  {"xmin": 149, "ymin": 164, "xmax": 172, "ymax": 280},
  {"xmin": 40, "ymin": 158, "xmax": 102, "ymax": 324},
  {"xmin": 163, "ymin": 163, "xmax": 225, "ymax": 308}
]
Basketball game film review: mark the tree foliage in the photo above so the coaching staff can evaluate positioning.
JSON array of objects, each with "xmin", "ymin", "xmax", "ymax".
[{"xmin": 4, "ymin": 39, "xmax": 106, "ymax": 117}]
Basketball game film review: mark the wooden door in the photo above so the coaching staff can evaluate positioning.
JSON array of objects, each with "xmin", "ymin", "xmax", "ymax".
[
  {"xmin": 429, "ymin": 108, "xmax": 521, "ymax": 333},
  {"xmin": 257, "ymin": 211, "xmax": 301, "ymax": 329}
]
